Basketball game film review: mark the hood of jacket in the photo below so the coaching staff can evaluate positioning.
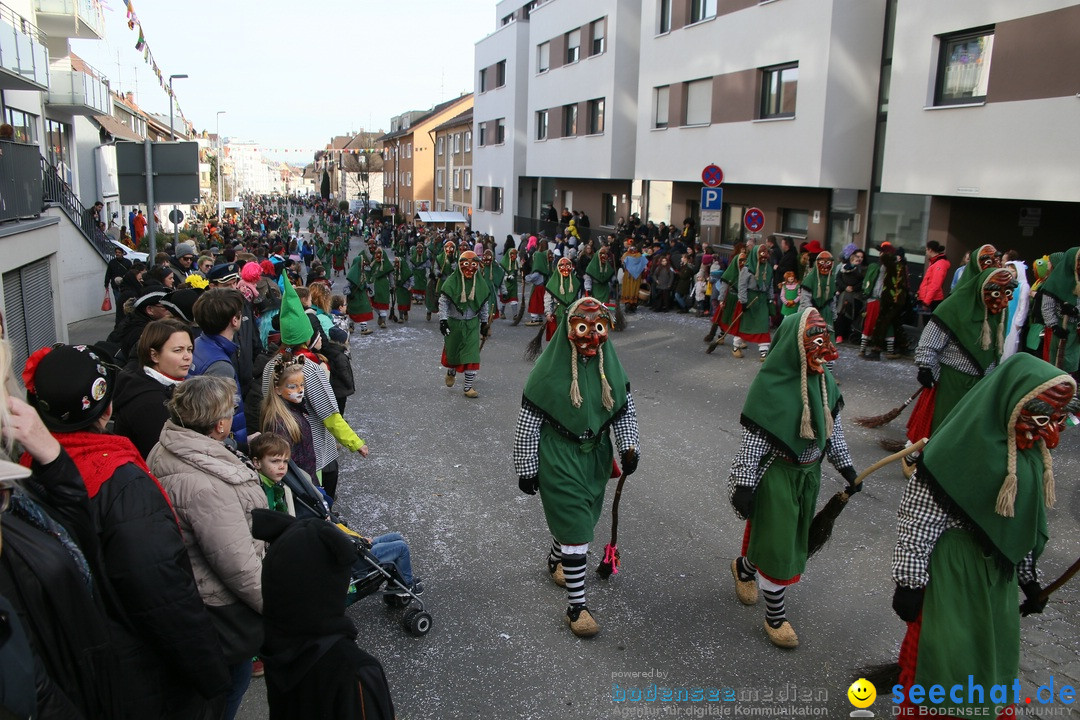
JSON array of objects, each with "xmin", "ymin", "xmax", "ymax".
[{"xmin": 153, "ymin": 420, "xmax": 257, "ymax": 487}]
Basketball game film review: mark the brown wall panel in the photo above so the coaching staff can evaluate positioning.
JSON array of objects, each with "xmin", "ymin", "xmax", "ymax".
[
  {"xmin": 672, "ymin": 0, "xmax": 690, "ymax": 31},
  {"xmin": 988, "ymin": 4, "xmax": 1080, "ymax": 103},
  {"xmin": 670, "ymin": 82, "xmax": 687, "ymax": 126},
  {"xmin": 550, "ymin": 34, "xmax": 566, "ymax": 70},
  {"xmin": 717, "ymin": 0, "xmax": 758, "ymax": 19},
  {"xmin": 712, "ymin": 69, "xmax": 757, "ymax": 124}
]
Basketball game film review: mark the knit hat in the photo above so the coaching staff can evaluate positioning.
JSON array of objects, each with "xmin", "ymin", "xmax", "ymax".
[
  {"xmin": 23, "ymin": 344, "xmax": 117, "ymax": 432},
  {"xmin": 279, "ymin": 278, "xmax": 314, "ymax": 346},
  {"xmin": 175, "ymin": 242, "xmax": 197, "ymax": 259}
]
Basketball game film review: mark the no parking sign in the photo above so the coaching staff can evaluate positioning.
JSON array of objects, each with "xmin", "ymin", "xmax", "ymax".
[{"xmin": 744, "ymin": 207, "xmax": 765, "ymax": 233}]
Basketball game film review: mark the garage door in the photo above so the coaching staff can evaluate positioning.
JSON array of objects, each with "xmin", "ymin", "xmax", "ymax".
[{"xmin": 3, "ymin": 258, "xmax": 57, "ymax": 373}]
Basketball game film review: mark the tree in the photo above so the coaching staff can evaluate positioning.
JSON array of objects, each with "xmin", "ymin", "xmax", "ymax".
[{"xmin": 320, "ymin": 169, "xmax": 331, "ymax": 200}]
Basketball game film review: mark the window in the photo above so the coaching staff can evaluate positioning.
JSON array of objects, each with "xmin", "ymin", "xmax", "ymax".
[
  {"xmin": 454, "ymin": 133, "xmax": 462, "ymax": 153},
  {"xmin": 654, "ymin": 86, "xmax": 670, "ymax": 128},
  {"xmin": 563, "ymin": 104, "xmax": 578, "ymax": 136},
  {"xmin": 478, "ymin": 187, "xmax": 486, "ymax": 211},
  {"xmin": 492, "ymin": 187, "xmax": 503, "ymax": 212},
  {"xmin": 566, "ymin": 29, "xmax": 581, "ymax": 64},
  {"xmin": 723, "ymin": 204, "xmax": 748, "ymax": 246},
  {"xmin": 590, "ymin": 19, "xmax": 605, "ymax": 55},
  {"xmin": 496, "ymin": 119, "xmax": 506, "ymax": 144},
  {"xmin": 478, "ymin": 124, "xmax": 487, "ymax": 146},
  {"xmin": 496, "ymin": 60, "xmax": 506, "ymax": 87},
  {"xmin": 659, "ymin": 0, "xmax": 671, "ymax": 33},
  {"xmin": 690, "ymin": 0, "xmax": 717, "ymax": 23},
  {"xmin": 454, "ymin": 170, "xmax": 460, "ymax": 189},
  {"xmin": 464, "ymin": 131, "xmax": 471, "ymax": 151},
  {"xmin": 405, "ymin": 143, "xmax": 412, "ymax": 158},
  {"xmin": 405, "ymin": 172, "xmax": 412, "ymax": 187},
  {"xmin": 587, "ymin": 99, "xmax": 605, "ymax": 134},
  {"xmin": 602, "ymin": 193, "xmax": 617, "ymax": 226},
  {"xmin": 685, "ymin": 78, "xmax": 712, "ymax": 126},
  {"xmin": 761, "ymin": 63, "xmax": 798, "ymax": 118},
  {"xmin": 437, "ymin": 137, "xmax": 444, "ymax": 155},
  {"xmin": 437, "ymin": 170, "xmax": 444, "ymax": 188},
  {"xmin": 464, "ymin": 170, "xmax": 471, "ymax": 190},
  {"xmin": 536, "ymin": 109, "xmax": 549, "ymax": 140},
  {"xmin": 781, "ymin": 209, "xmax": 809, "ymax": 235},
  {"xmin": 480, "ymin": 67, "xmax": 488, "ymax": 92},
  {"xmin": 3, "ymin": 108, "xmax": 37, "ymax": 143},
  {"xmin": 537, "ymin": 42, "xmax": 550, "ymax": 73},
  {"xmin": 935, "ymin": 27, "xmax": 994, "ymax": 105}
]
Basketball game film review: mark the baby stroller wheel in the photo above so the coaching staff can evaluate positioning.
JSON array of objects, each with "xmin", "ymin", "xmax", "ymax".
[
  {"xmin": 383, "ymin": 592, "xmax": 410, "ymax": 608},
  {"xmin": 402, "ymin": 608, "xmax": 433, "ymax": 636}
]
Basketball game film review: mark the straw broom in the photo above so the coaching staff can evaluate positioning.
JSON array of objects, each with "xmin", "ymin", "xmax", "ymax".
[
  {"xmin": 853, "ymin": 388, "xmax": 923, "ymax": 428},
  {"xmin": 806, "ymin": 438, "xmax": 928, "ymax": 558},
  {"xmin": 596, "ymin": 470, "xmax": 629, "ymax": 578},
  {"xmin": 706, "ymin": 297, "xmax": 757, "ymax": 354}
]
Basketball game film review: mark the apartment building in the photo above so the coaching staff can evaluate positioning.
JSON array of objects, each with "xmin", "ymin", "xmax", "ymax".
[{"xmin": 431, "ymin": 107, "xmax": 473, "ymax": 221}]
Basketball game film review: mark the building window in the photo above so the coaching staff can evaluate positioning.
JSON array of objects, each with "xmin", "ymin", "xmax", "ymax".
[
  {"xmin": 659, "ymin": 0, "xmax": 671, "ymax": 33},
  {"xmin": 464, "ymin": 131, "xmax": 472, "ymax": 151},
  {"xmin": 654, "ymin": 86, "xmax": 670, "ymax": 128},
  {"xmin": 492, "ymin": 187, "xmax": 503, "ymax": 212},
  {"xmin": 454, "ymin": 133, "xmax": 462, "ymax": 153},
  {"xmin": 496, "ymin": 60, "xmax": 506, "ymax": 87},
  {"xmin": 496, "ymin": 119, "xmax": 506, "ymax": 144},
  {"xmin": 685, "ymin": 78, "xmax": 712, "ymax": 126},
  {"xmin": 781, "ymin": 208, "xmax": 809, "ymax": 235},
  {"xmin": 536, "ymin": 109, "xmax": 548, "ymax": 140},
  {"xmin": 464, "ymin": 170, "xmax": 471, "ymax": 190},
  {"xmin": 590, "ymin": 19, "xmax": 605, "ymax": 55},
  {"xmin": 437, "ymin": 169, "xmax": 444, "ymax": 188},
  {"xmin": 479, "ymin": 67, "xmax": 488, "ymax": 92},
  {"xmin": 478, "ymin": 124, "xmax": 487, "ymax": 147},
  {"xmin": 454, "ymin": 170, "xmax": 461, "ymax": 189},
  {"xmin": 3, "ymin": 108, "xmax": 37, "ymax": 143},
  {"xmin": 761, "ymin": 63, "xmax": 798, "ymax": 118},
  {"xmin": 723, "ymin": 204, "xmax": 748, "ymax": 246},
  {"xmin": 602, "ymin": 193, "xmax": 617, "ymax": 226},
  {"xmin": 45, "ymin": 119, "xmax": 71, "ymax": 178},
  {"xmin": 406, "ymin": 172, "xmax": 412, "ymax": 187},
  {"xmin": 566, "ymin": 28, "xmax": 581, "ymax": 64},
  {"xmin": 563, "ymin": 104, "xmax": 578, "ymax": 136},
  {"xmin": 405, "ymin": 143, "xmax": 412, "ymax": 158},
  {"xmin": 537, "ymin": 41, "xmax": 550, "ymax": 73},
  {"xmin": 935, "ymin": 27, "xmax": 994, "ymax": 105},
  {"xmin": 587, "ymin": 98, "xmax": 605, "ymax": 134},
  {"xmin": 690, "ymin": 0, "xmax": 717, "ymax": 24},
  {"xmin": 437, "ymin": 137, "xmax": 444, "ymax": 155}
]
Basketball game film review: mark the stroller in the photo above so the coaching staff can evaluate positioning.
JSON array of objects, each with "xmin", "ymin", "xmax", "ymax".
[{"xmin": 281, "ymin": 460, "xmax": 432, "ymax": 637}]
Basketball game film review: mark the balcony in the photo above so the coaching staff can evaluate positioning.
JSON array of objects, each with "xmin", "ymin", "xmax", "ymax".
[
  {"xmin": 33, "ymin": 0, "xmax": 104, "ymax": 39},
  {"xmin": 0, "ymin": 3, "xmax": 48, "ymax": 91},
  {"xmin": 0, "ymin": 140, "xmax": 44, "ymax": 222},
  {"xmin": 47, "ymin": 67, "xmax": 110, "ymax": 115}
]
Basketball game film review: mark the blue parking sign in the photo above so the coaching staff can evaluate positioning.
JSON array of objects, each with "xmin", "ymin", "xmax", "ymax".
[{"xmin": 700, "ymin": 187, "xmax": 723, "ymax": 211}]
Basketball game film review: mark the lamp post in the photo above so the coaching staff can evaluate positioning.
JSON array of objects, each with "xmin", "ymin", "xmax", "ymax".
[
  {"xmin": 168, "ymin": 74, "xmax": 188, "ymax": 248},
  {"xmin": 216, "ymin": 111, "xmax": 226, "ymax": 225}
]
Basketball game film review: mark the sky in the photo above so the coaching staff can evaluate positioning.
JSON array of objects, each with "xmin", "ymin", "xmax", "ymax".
[{"xmin": 72, "ymin": 0, "xmax": 494, "ymax": 163}]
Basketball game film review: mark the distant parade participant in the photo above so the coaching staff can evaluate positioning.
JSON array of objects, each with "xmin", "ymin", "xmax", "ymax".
[
  {"xmin": 369, "ymin": 247, "xmax": 394, "ymax": 329},
  {"xmin": 438, "ymin": 250, "xmax": 491, "ymax": 398},
  {"xmin": 891, "ymin": 353, "xmax": 1076, "ymax": 717},
  {"xmin": 479, "ymin": 249, "xmax": 507, "ymax": 320},
  {"xmin": 410, "ymin": 241, "xmax": 429, "ymax": 309},
  {"xmin": 331, "ymin": 235, "xmax": 348, "ymax": 278},
  {"xmin": 584, "ymin": 244, "xmax": 617, "ymax": 311},
  {"xmin": 620, "ymin": 243, "xmax": 647, "ymax": 314},
  {"xmin": 500, "ymin": 246, "xmax": 521, "ymax": 320},
  {"xmin": 525, "ymin": 241, "xmax": 552, "ymax": 326},
  {"xmin": 704, "ymin": 251, "xmax": 745, "ymax": 348},
  {"xmin": 799, "ymin": 251, "xmax": 836, "ymax": 327},
  {"xmin": 544, "ymin": 257, "xmax": 582, "ymax": 341},
  {"xmin": 514, "ymin": 297, "xmax": 640, "ymax": 638},
  {"xmin": 861, "ymin": 244, "xmax": 910, "ymax": 360},
  {"xmin": 735, "ymin": 244, "xmax": 775, "ymax": 360},
  {"xmin": 952, "ymin": 242, "xmax": 1001, "ymax": 293},
  {"xmin": 728, "ymin": 307, "xmax": 857, "ymax": 649},
  {"xmin": 1038, "ymin": 246, "xmax": 1080, "ymax": 373},
  {"xmin": 430, "ymin": 239, "xmax": 457, "ymax": 322},
  {"xmin": 393, "ymin": 256, "xmax": 412, "ymax": 323},
  {"xmin": 345, "ymin": 254, "xmax": 374, "ymax": 336},
  {"xmin": 779, "ymin": 271, "xmax": 801, "ymax": 317}
]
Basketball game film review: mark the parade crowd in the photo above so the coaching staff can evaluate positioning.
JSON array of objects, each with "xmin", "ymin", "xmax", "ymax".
[{"xmin": 1, "ymin": 191, "xmax": 1077, "ymax": 719}]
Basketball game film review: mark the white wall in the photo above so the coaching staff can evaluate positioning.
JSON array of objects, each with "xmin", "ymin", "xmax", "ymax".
[
  {"xmin": 881, "ymin": 0, "xmax": 1080, "ymax": 202},
  {"xmin": 50, "ymin": 207, "xmax": 110, "ymax": 324}
]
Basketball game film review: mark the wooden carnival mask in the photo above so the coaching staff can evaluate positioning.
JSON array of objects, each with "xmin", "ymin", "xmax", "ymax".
[
  {"xmin": 803, "ymin": 310, "xmax": 838, "ymax": 374},
  {"xmin": 568, "ymin": 297, "xmax": 612, "ymax": 358},
  {"xmin": 1015, "ymin": 382, "xmax": 1079, "ymax": 451}
]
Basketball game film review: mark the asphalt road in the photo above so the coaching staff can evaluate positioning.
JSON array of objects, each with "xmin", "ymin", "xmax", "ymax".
[{"xmin": 234, "ymin": 257, "xmax": 1080, "ymax": 719}]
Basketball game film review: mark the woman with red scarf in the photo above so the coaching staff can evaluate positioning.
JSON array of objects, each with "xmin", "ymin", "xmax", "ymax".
[{"xmin": 23, "ymin": 342, "xmax": 231, "ymax": 719}]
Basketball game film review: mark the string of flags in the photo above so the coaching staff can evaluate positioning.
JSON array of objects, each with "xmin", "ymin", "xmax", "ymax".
[{"xmin": 121, "ymin": 0, "xmax": 190, "ymax": 130}]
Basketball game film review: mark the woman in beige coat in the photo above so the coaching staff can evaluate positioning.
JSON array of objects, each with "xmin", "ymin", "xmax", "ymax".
[{"xmin": 148, "ymin": 374, "xmax": 268, "ymax": 720}]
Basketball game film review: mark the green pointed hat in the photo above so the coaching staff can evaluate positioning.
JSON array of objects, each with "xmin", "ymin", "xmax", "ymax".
[{"xmin": 279, "ymin": 278, "xmax": 314, "ymax": 346}]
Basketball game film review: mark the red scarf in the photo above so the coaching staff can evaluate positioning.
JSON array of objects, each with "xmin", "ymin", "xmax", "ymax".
[{"xmin": 21, "ymin": 431, "xmax": 179, "ymax": 526}]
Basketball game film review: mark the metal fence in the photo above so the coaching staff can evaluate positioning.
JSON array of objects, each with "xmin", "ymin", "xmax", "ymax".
[
  {"xmin": 40, "ymin": 155, "xmax": 112, "ymax": 259},
  {"xmin": 511, "ymin": 215, "xmax": 615, "ymax": 242}
]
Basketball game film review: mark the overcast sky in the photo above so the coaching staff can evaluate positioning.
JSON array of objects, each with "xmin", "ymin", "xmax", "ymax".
[{"xmin": 72, "ymin": 0, "xmax": 492, "ymax": 162}]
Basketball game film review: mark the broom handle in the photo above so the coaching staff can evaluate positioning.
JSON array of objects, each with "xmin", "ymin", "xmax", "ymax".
[
  {"xmin": 1039, "ymin": 555, "xmax": 1080, "ymax": 602},
  {"xmin": 715, "ymin": 296, "xmax": 758, "ymax": 342},
  {"xmin": 849, "ymin": 437, "xmax": 929, "ymax": 490},
  {"xmin": 608, "ymin": 473, "xmax": 628, "ymax": 547}
]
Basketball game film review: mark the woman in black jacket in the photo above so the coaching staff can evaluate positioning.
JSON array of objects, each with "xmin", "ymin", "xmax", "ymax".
[{"xmin": 776, "ymin": 236, "xmax": 800, "ymax": 281}]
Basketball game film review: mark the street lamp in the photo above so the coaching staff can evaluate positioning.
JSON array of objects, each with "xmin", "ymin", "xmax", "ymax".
[
  {"xmin": 168, "ymin": 74, "xmax": 188, "ymax": 247},
  {"xmin": 216, "ymin": 111, "xmax": 226, "ymax": 224}
]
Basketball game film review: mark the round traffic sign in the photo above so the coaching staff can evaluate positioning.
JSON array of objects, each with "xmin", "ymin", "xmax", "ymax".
[
  {"xmin": 744, "ymin": 207, "xmax": 765, "ymax": 233},
  {"xmin": 168, "ymin": 209, "xmax": 185, "ymax": 224},
  {"xmin": 701, "ymin": 164, "xmax": 724, "ymax": 188}
]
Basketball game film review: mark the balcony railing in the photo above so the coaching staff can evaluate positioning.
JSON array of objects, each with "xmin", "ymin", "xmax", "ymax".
[
  {"xmin": 0, "ymin": 140, "xmax": 44, "ymax": 221},
  {"xmin": 46, "ymin": 67, "xmax": 110, "ymax": 114},
  {"xmin": 0, "ymin": 2, "xmax": 48, "ymax": 91},
  {"xmin": 33, "ymin": 0, "xmax": 104, "ymax": 40}
]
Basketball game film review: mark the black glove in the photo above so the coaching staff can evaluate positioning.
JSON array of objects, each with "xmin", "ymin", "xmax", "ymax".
[
  {"xmin": 840, "ymin": 466, "xmax": 861, "ymax": 495},
  {"xmin": 620, "ymin": 448, "xmax": 638, "ymax": 477},
  {"xmin": 439, "ymin": 319, "xmax": 451, "ymax": 337},
  {"xmin": 892, "ymin": 585, "xmax": 925, "ymax": 622},
  {"xmin": 731, "ymin": 486, "xmax": 756, "ymax": 519},
  {"xmin": 518, "ymin": 475, "xmax": 539, "ymax": 495},
  {"xmin": 1054, "ymin": 325, "xmax": 1070, "ymax": 339},
  {"xmin": 1020, "ymin": 581, "xmax": 1047, "ymax": 617},
  {"xmin": 480, "ymin": 322, "xmax": 490, "ymax": 337},
  {"xmin": 917, "ymin": 367, "xmax": 935, "ymax": 389},
  {"xmin": 1063, "ymin": 302, "xmax": 1079, "ymax": 318}
]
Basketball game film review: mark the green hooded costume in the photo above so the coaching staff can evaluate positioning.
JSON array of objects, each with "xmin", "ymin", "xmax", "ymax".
[
  {"xmin": 1039, "ymin": 246, "xmax": 1080, "ymax": 373},
  {"xmin": 738, "ymin": 308, "xmax": 843, "ymax": 582},
  {"xmin": 410, "ymin": 244, "xmax": 429, "ymax": 298},
  {"xmin": 369, "ymin": 254, "xmax": 394, "ymax": 309},
  {"xmin": 545, "ymin": 269, "xmax": 581, "ymax": 329},
  {"xmin": 393, "ymin": 260, "xmax": 412, "ymax": 309},
  {"xmin": 952, "ymin": 243, "xmax": 997, "ymax": 294},
  {"xmin": 923, "ymin": 267, "xmax": 1010, "ymax": 430},
  {"xmin": 903, "ymin": 353, "xmax": 1072, "ymax": 714},
  {"xmin": 714, "ymin": 259, "xmax": 741, "ymax": 328},
  {"xmin": 521, "ymin": 310, "xmax": 631, "ymax": 544},
  {"xmin": 480, "ymin": 259, "xmax": 506, "ymax": 309},
  {"xmin": 500, "ymin": 250, "xmax": 520, "ymax": 301},
  {"xmin": 736, "ymin": 249, "xmax": 773, "ymax": 341},
  {"xmin": 345, "ymin": 256, "xmax": 373, "ymax": 321},
  {"xmin": 801, "ymin": 263, "xmax": 837, "ymax": 326},
  {"xmin": 584, "ymin": 252, "xmax": 617, "ymax": 304},
  {"xmin": 439, "ymin": 266, "xmax": 492, "ymax": 367}
]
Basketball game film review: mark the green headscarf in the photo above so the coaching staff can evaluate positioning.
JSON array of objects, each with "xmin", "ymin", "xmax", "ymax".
[
  {"xmin": 345, "ymin": 255, "xmax": 367, "ymax": 287},
  {"xmin": 953, "ymin": 243, "xmax": 997, "ymax": 293},
  {"xmin": 531, "ymin": 249, "xmax": 550, "ymax": 277},
  {"xmin": 439, "ymin": 266, "xmax": 492, "ymax": 313},
  {"xmin": 585, "ymin": 251, "xmax": 616, "ymax": 284},
  {"xmin": 740, "ymin": 308, "xmax": 841, "ymax": 458},
  {"xmin": 500, "ymin": 249, "xmax": 520, "ymax": 274},
  {"xmin": 745, "ymin": 247, "xmax": 773, "ymax": 289},
  {"xmin": 1038, "ymin": 246, "xmax": 1080, "ymax": 304},
  {"xmin": 522, "ymin": 300, "xmax": 629, "ymax": 437},
  {"xmin": 279, "ymin": 278, "xmax": 314, "ymax": 346},
  {"xmin": 801, "ymin": 258, "xmax": 836, "ymax": 308},
  {"xmin": 928, "ymin": 266, "xmax": 1010, "ymax": 372},
  {"xmin": 720, "ymin": 254, "xmax": 742, "ymax": 287},
  {"xmin": 920, "ymin": 353, "xmax": 1074, "ymax": 564}
]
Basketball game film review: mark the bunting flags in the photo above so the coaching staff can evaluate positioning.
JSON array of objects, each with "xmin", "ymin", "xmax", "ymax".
[{"xmin": 122, "ymin": 0, "xmax": 190, "ymax": 129}]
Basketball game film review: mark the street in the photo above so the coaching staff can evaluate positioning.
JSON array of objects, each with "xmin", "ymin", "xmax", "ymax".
[{"xmin": 225, "ymin": 250, "xmax": 1080, "ymax": 719}]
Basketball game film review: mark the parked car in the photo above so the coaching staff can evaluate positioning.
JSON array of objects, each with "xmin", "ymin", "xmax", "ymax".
[{"xmin": 109, "ymin": 239, "xmax": 148, "ymax": 263}]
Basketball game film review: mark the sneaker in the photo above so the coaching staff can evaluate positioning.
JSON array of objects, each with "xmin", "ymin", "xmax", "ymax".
[
  {"xmin": 406, "ymin": 578, "xmax": 424, "ymax": 596},
  {"xmin": 764, "ymin": 620, "xmax": 799, "ymax": 649},
  {"xmin": 445, "ymin": 373, "xmax": 456, "ymax": 387},
  {"xmin": 251, "ymin": 659, "xmax": 265, "ymax": 677},
  {"xmin": 565, "ymin": 605, "xmax": 600, "ymax": 638},
  {"xmin": 463, "ymin": 388, "xmax": 479, "ymax": 398},
  {"xmin": 731, "ymin": 559, "xmax": 759, "ymax": 606}
]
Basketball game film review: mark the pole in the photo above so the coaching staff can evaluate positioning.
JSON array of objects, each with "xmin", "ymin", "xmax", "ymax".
[
  {"xmin": 216, "ymin": 111, "xmax": 225, "ymax": 225},
  {"xmin": 169, "ymin": 78, "xmax": 177, "ymax": 249},
  {"xmin": 144, "ymin": 139, "xmax": 156, "ymax": 260}
]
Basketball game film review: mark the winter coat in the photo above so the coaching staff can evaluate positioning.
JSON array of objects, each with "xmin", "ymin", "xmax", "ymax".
[
  {"xmin": 190, "ymin": 333, "xmax": 248, "ymax": 449},
  {"xmin": 148, "ymin": 421, "xmax": 267, "ymax": 612},
  {"xmin": 112, "ymin": 367, "xmax": 176, "ymax": 458}
]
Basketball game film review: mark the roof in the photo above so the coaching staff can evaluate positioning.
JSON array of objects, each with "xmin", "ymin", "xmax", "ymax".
[
  {"xmin": 416, "ymin": 211, "xmax": 468, "ymax": 224},
  {"xmin": 431, "ymin": 108, "xmax": 474, "ymax": 134},
  {"xmin": 92, "ymin": 114, "xmax": 143, "ymax": 141},
  {"xmin": 377, "ymin": 94, "xmax": 473, "ymax": 143}
]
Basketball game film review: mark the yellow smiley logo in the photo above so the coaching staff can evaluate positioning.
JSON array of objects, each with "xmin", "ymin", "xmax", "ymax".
[{"xmin": 847, "ymin": 678, "xmax": 876, "ymax": 708}]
